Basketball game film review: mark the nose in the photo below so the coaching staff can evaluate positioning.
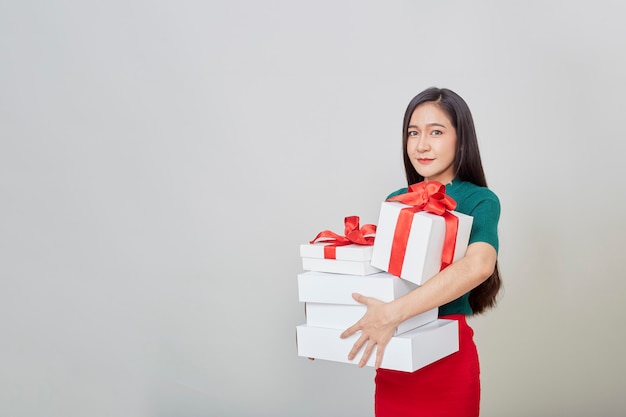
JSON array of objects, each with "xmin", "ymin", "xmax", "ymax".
[{"xmin": 412, "ymin": 135, "xmax": 430, "ymax": 153}]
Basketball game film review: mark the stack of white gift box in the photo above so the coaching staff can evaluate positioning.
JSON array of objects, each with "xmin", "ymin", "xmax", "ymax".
[{"xmin": 296, "ymin": 191, "xmax": 475, "ymax": 372}]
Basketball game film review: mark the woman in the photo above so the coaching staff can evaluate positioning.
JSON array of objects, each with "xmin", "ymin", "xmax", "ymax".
[{"xmin": 341, "ymin": 87, "xmax": 502, "ymax": 417}]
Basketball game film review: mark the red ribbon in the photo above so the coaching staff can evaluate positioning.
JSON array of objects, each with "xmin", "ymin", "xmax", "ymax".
[
  {"xmin": 386, "ymin": 181, "xmax": 458, "ymax": 276},
  {"xmin": 309, "ymin": 216, "xmax": 376, "ymax": 259}
]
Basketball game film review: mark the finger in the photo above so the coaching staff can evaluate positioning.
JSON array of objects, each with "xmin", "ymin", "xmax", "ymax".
[
  {"xmin": 374, "ymin": 342, "xmax": 386, "ymax": 369},
  {"xmin": 347, "ymin": 333, "xmax": 368, "ymax": 361},
  {"xmin": 358, "ymin": 340, "xmax": 377, "ymax": 368},
  {"xmin": 340, "ymin": 322, "xmax": 362, "ymax": 339},
  {"xmin": 352, "ymin": 292, "xmax": 368, "ymax": 305}
]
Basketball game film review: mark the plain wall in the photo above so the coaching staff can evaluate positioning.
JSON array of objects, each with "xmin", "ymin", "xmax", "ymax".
[{"xmin": 1, "ymin": 1, "xmax": 625, "ymax": 416}]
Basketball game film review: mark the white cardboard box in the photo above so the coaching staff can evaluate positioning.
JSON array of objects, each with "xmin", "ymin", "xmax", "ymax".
[
  {"xmin": 300, "ymin": 242, "xmax": 375, "ymax": 261},
  {"xmin": 298, "ymin": 271, "xmax": 417, "ymax": 305},
  {"xmin": 370, "ymin": 201, "xmax": 473, "ymax": 285},
  {"xmin": 300, "ymin": 243, "xmax": 382, "ymax": 276},
  {"xmin": 305, "ymin": 302, "xmax": 438, "ymax": 336},
  {"xmin": 296, "ymin": 319, "xmax": 459, "ymax": 372},
  {"xmin": 301, "ymin": 257, "xmax": 381, "ymax": 276}
]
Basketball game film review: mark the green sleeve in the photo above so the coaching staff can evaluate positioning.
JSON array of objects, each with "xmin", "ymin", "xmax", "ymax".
[{"xmin": 465, "ymin": 191, "xmax": 500, "ymax": 253}]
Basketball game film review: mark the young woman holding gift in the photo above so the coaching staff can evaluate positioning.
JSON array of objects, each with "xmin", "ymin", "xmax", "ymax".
[{"xmin": 340, "ymin": 87, "xmax": 502, "ymax": 417}]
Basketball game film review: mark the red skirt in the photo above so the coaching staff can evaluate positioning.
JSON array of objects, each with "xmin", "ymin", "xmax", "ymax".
[{"xmin": 374, "ymin": 314, "xmax": 480, "ymax": 417}]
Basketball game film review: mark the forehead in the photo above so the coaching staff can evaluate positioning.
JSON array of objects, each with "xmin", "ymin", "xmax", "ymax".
[{"xmin": 409, "ymin": 102, "xmax": 452, "ymax": 126}]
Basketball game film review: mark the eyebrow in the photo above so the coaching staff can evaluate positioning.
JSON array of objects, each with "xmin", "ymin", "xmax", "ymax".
[{"xmin": 408, "ymin": 123, "xmax": 447, "ymax": 129}]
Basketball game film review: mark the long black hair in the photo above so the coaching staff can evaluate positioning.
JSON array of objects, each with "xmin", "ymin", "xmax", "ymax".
[{"xmin": 402, "ymin": 87, "xmax": 501, "ymax": 314}]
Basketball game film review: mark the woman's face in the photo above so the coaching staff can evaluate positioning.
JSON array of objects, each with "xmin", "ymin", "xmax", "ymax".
[{"xmin": 406, "ymin": 102, "xmax": 457, "ymax": 185}]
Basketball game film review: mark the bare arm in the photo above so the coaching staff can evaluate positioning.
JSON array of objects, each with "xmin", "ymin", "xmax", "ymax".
[{"xmin": 340, "ymin": 241, "xmax": 497, "ymax": 369}]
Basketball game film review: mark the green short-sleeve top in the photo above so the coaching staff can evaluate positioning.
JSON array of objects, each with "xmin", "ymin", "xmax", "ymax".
[{"xmin": 386, "ymin": 179, "xmax": 501, "ymax": 315}]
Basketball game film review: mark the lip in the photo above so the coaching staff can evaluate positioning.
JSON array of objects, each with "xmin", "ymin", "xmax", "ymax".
[{"xmin": 417, "ymin": 158, "xmax": 434, "ymax": 164}]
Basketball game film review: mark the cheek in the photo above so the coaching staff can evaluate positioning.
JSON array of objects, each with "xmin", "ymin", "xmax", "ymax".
[{"xmin": 447, "ymin": 142, "xmax": 458, "ymax": 158}]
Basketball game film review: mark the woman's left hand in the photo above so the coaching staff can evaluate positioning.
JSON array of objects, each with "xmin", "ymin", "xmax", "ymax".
[{"xmin": 340, "ymin": 293, "xmax": 399, "ymax": 369}]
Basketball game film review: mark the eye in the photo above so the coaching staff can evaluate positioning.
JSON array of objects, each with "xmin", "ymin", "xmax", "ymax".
[
  {"xmin": 408, "ymin": 130, "xmax": 419, "ymax": 137},
  {"xmin": 431, "ymin": 130, "xmax": 443, "ymax": 136}
]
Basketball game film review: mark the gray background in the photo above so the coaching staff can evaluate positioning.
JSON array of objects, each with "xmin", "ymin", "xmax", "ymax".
[{"xmin": 2, "ymin": 1, "xmax": 625, "ymax": 416}]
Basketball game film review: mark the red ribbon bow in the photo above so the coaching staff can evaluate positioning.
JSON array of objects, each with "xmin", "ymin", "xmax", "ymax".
[
  {"xmin": 386, "ymin": 181, "xmax": 459, "ymax": 276},
  {"xmin": 309, "ymin": 216, "xmax": 377, "ymax": 259}
]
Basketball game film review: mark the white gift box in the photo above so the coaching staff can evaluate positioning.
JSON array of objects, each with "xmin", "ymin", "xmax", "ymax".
[
  {"xmin": 300, "ymin": 243, "xmax": 382, "ymax": 276},
  {"xmin": 298, "ymin": 271, "xmax": 417, "ymax": 305},
  {"xmin": 370, "ymin": 201, "xmax": 473, "ymax": 285},
  {"xmin": 305, "ymin": 302, "xmax": 438, "ymax": 336},
  {"xmin": 296, "ymin": 319, "xmax": 459, "ymax": 372}
]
